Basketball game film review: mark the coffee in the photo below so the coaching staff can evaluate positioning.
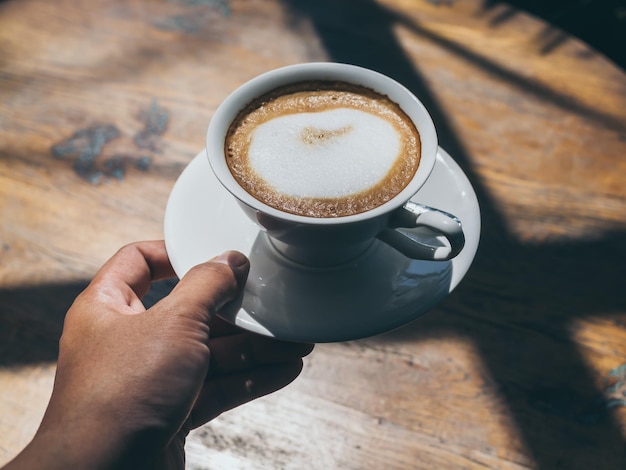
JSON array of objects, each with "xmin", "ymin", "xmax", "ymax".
[{"xmin": 224, "ymin": 80, "xmax": 421, "ymax": 218}]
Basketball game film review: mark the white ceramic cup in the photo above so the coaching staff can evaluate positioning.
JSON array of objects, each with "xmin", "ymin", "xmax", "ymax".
[{"xmin": 206, "ymin": 62, "xmax": 464, "ymax": 266}]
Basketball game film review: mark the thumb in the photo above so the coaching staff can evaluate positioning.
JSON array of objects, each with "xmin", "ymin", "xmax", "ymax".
[{"xmin": 165, "ymin": 251, "xmax": 249, "ymax": 323}]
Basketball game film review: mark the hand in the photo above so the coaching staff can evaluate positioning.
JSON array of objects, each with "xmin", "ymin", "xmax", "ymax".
[{"xmin": 4, "ymin": 241, "xmax": 313, "ymax": 470}]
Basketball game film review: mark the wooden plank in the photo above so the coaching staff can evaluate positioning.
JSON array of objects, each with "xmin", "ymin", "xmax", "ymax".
[{"xmin": 1, "ymin": 0, "xmax": 625, "ymax": 468}]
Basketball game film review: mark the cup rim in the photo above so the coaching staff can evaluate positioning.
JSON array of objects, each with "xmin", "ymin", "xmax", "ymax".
[{"xmin": 206, "ymin": 62, "xmax": 438, "ymax": 225}]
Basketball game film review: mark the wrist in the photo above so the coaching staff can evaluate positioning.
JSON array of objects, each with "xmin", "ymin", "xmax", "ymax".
[{"xmin": 4, "ymin": 414, "xmax": 166, "ymax": 470}]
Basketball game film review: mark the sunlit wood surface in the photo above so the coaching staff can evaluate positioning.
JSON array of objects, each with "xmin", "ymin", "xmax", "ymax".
[{"xmin": 1, "ymin": 0, "xmax": 626, "ymax": 468}]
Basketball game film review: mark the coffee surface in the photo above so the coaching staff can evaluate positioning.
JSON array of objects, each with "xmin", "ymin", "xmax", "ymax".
[{"xmin": 225, "ymin": 81, "xmax": 421, "ymax": 218}]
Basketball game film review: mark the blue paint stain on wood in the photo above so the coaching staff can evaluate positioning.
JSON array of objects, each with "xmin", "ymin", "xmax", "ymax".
[
  {"xmin": 605, "ymin": 399, "xmax": 626, "ymax": 409},
  {"xmin": 171, "ymin": 0, "xmax": 230, "ymax": 16},
  {"xmin": 426, "ymin": 0, "xmax": 455, "ymax": 5},
  {"xmin": 600, "ymin": 363, "xmax": 626, "ymax": 411},
  {"xmin": 135, "ymin": 155, "xmax": 152, "ymax": 171},
  {"xmin": 51, "ymin": 124, "xmax": 120, "ymax": 160},
  {"xmin": 526, "ymin": 365, "xmax": 626, "ymax": 425},
  {"xmin": 152, "ymin": 0, "xmax": 230, "ymax": 33},
  {"xmin": 134, "ymin": 100, "xmax": 169, "ymax": 151},
  {"xmin": 608, "ymin": 364, "xmax": 626, "ymax": 378},
  {"xmin": 50, "ymin": 100, "xmax": 165, "ymax": 184},
  {"xmin": 51, "ymin": 124, "xmax": 121, "ymax": 184}
]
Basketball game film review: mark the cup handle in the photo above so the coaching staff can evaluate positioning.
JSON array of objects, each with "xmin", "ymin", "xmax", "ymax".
[{"xmin": 376, "ymin": 201, "xmax": 465, "ymax": 261}]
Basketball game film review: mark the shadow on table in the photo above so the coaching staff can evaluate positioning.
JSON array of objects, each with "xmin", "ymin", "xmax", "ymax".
[
  {"xmin": 0, "ymin": 279, "xmax": 176, "ymax": 366},
  {"xmin": 280, "ymin": 0, "xmax": 626, "ymax": 468},
  {"xmin": 0, "ymin": 282, "xmax": 85, "ymax": 365},
  {"xmin": 482, "ymin": 0, "xmax": 626, "ymax": 71}
]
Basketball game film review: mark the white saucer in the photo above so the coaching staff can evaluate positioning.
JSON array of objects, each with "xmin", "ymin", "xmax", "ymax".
[{"xmin": 164, "ymin": 147, "xmax": 480, "ymax": 343}]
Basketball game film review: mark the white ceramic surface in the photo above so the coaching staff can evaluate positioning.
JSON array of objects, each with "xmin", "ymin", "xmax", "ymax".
[
  {"xmin": 164, "ymin": 147, "xmax": 480, "ymax": 343},
  {"xmin": 205, "ymin": 63, "xmax": 464, "ymax": 265},
  {"xmin": 206, "ymin": 63, "xmax": 439, "ymax": 225}
]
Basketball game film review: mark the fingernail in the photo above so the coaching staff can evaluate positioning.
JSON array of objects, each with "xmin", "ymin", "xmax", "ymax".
[
  {"xmin": 213, "ymin": 251, "xmax": 250, "ymax": 287},
  {"xmin": 214, "ymin": 251, "xmax": 248, "ymax": 268}
]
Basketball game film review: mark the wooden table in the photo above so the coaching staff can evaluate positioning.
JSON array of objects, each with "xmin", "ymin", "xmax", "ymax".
[{"xmin": 1, "ymin": 0, "xmax": 625, "ymax": 468}]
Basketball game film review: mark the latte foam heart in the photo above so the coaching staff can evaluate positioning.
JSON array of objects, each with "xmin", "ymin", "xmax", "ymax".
[
  {"xmin": 224, "ymin": 80, "xmax": 421, "ymax": 218},
  {"xmin": 248, "ymin": 108, "xmax": 401, "ymax": 198}
]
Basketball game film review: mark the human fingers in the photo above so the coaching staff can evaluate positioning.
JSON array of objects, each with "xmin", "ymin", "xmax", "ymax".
[
  {"xmin": 160, "ymin": 251, "xmax": 249, "ymax": 325},
  {"xmin": 189, "ymin": 360, "xmax": 304, "ymax": 428},
  {"xmin": 208, "ymin": 333, "xmax": 314, "ymax": 376},
  {"xmin": 86, "ymin": 241, "xmax": 175, "ymax": 314}
]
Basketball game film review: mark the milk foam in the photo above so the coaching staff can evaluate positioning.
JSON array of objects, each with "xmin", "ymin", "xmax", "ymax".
[
  {"xmin": 225, "ymin": 81, "xmax": 421, "ymax": 218},
  {"xmin": 248, "ymin": 108, "xmax": 401, "ymax": 198}
]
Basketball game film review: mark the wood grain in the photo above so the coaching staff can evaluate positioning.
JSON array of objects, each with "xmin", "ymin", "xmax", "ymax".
[{"xmin": 1, "ymin": 0, "xmax": 626, "ymax": 468}]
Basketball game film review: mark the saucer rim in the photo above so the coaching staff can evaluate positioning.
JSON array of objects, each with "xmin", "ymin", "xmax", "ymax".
[{"xmin": 164, "ymin": 147, "xmax": 480, "ymax": 342}]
